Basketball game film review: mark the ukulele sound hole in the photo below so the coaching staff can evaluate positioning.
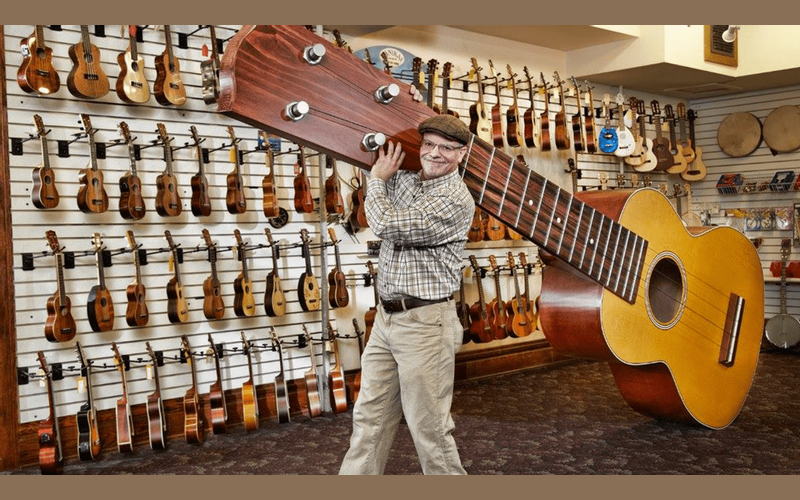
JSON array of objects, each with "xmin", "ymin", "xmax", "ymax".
[{"xmin": 646, "ymin": 254, "xmax": 685, "ymax": 327}]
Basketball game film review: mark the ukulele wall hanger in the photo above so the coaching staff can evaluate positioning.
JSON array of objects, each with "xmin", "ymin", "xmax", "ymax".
[
  {"xmin": 177, "ymin": 25, "xmax": 211, "ymax": 50},
  {"xmin": 103, "ymin": 137, "xmax": 142, "ymax": 160},
  {"xmin": 9, "ymin": 129, "xmax": 46, "ymax": 156}
]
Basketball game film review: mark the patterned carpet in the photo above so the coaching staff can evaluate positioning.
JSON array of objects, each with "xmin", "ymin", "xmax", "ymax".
[{"xmin": 7, "ymin": 348, "xmax": 800, "ymax": 475}]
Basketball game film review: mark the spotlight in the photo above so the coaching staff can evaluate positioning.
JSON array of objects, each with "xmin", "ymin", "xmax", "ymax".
[{"xmin": 722, "ymin": 25, "xmax": 740, "ymax": 43}]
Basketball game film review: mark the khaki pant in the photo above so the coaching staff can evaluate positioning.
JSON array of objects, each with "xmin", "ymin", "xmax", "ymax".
[{"xmin": 339, "ymin": 301, "xmax": 466, "ymax": 475}]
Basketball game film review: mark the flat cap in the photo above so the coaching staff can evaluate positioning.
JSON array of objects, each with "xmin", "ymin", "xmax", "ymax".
[{"xmin": 418, "ymin": 115, "xmax": 472, "ymax": 145}]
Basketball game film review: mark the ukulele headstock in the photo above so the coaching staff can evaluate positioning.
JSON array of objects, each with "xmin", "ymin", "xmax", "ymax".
[
  {"xmin": 264, "ymin": 227, "xmax": 275, "ymax": 246},
  {"xmin": 202, "ymin": 228, "xmax": 214, "ymax": 248},
  {"xmin": 190, "ymin": 125, "xmax": 202, "ymax": 146},
  {"xmin": 125, "ymin": 230, "xmax": 138, "ymax": 251},
  {"xmin": 91, "ymin": 232, "xmax": 104, "ymax": 253},
  {"xmin": 79, "ymin": 113, "xmax": 95, "ymax": 138},
  {"xmin": 33, "ymin": 114, "xmax": 46, "ymax": 137},
  {"xmin": 45, "ymin": 230, "xmax": 60, "ymax": 252},
  {"xmin": 650, "ymin": 100, "xmax": 661, "ymax": 116},
  {"xmin": 118, "ymin": 121, "xmax": 132, "ymax": 144},
  {"xmin": 664, "ymin": 104, "xmax": 675, "ymax": 121}
]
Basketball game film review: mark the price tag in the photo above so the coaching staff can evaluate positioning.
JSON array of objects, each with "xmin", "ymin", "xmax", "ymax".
[
  {"xmin": 294, "ymin": 162, "xmax": 301, "ymax": 176},
  {"xmin": 468, "ymin": 68, "xmax": 475, "ymax": 80},
  {"xmin": 38, "ymin": 368, "xmax": 46, "ymax": 388},
  {"xmin": 76, "ymin": 376, "xmax": 86, "ymax": 394},
  {"xmin": 168, "ymin": 253, "xmax": 174, "ymax": 273},
  {"xmin": 418, "ymin": 70, "xmax": 425, "ymax": 86},
  {"xmin": 229, "ymin": 147, "xmax": 237, "ymax": 164},
  {"xmin": 507, "ymin": 79, "xmax": 513, "ymax": 90},
  {"xmin": 433, "ymin": 74, "xmax": 439, "ymax": 88},
  {"xmin": 205, "ymin": 348, "xmax": 214, "ymax": 364},
  {"xmin": 463, "ymin": 266, "xmax": 471, "ymax": 279},
  {"xmin": 202, "ymin": 44, "xmax": 209, "ymax": 58},
  {"xmin": 146, "ymin": 364, "xmax": 153, "ymax": 380}
]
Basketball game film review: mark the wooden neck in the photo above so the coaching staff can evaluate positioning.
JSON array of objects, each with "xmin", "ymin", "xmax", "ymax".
[
  {"xmin": 171, "ymin": 247, "xmax": 181, "ymax": 285},
  {"xmin": 129, "ymin": 28, "xmax": 139, "ymax": 62},
  {"xmin": 39, "ymin": 131, "xmax": 51, "ymax": 171},
  {"xmin": 132, "ymin": 246, "xmax": 142, "ymax": 285},
  {"xmin": 303, "ymin": 240, "xmax": 313, "ymax": 275},
  {"xmin": 80, "ymin": 25, "xmax": 90, "ymax": 54},
  {"xmin": 239, "ymin": 243, "xmax": 250, "ymax": 281},
  {"xmin": 95, "ymin": 249, "xmax": 106, "ymax": 289},
  {"xmin": 163, "ymin": 141, "xmax": 174, "ymax": 176},
  {"xmin": 209, "ymin": 25, "xmax": 219, "ymax": 64},
  {"xmin": 475, "ymin": 70, "xmax": 486, "ymax": 109},
  {"xmin": 36, "ymin": 25, "xmax": 46, "ymax": 49},
  {"xmin": 195, "ymin": 144, "xmax": 205, "ymax": 175},
  {"xmin": 210, "ymin": 245, "xmax": 220, "ymax": 285},
  {"xmin": 88, "ymin": 132, "xmax": 99, "ymax": 172},
  {"xmin": 54, "ymin": 251, "xmax": 66, "ymax": 305},
  {"xmin": 475, "ymin": 269, "xmax": 487, "ymax": 312},
  {"xmin": 127, "ymin": 142, "xmax": 138, "ymax": 177},
  {"xmin": 244, "ymin": 342, "xmax": 255, "ymax": 382},
  {"xmin": 164, "ymin": 25, "xmax": 175, "ymax": 68}
]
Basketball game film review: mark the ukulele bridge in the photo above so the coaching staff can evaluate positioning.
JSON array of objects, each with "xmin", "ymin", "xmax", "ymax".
[{"xmin": 719, "ymin": 293, "xmax": 745, "ymax": 367}]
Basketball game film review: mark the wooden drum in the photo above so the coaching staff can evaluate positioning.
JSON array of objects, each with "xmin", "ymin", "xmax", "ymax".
[
  {"xmin": 763, "ymin": 105, "xmax": 800, "ymax": 153},
  {"xmin": 717, "ymin": 112, "xmax": 762, "ymax": 157}
]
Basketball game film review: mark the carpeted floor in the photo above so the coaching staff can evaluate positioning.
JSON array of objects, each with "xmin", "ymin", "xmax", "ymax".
[{"xmin": 6, "ymin": 348, "xmax": 800, "ymax": 475}]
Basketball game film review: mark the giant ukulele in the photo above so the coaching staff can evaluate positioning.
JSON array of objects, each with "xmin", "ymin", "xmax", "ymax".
[{"xmin": 216, "ymin": 25, "xmax": 764, "ymax": 430}]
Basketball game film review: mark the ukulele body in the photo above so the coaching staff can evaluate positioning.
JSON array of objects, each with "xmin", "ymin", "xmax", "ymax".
[
  {"xmin": 116, "ymin": 49, "xmax": 150, "ymax": 103},
  {"xmin": 125, "ymin": 282, "xmax": 149, "ymax": 327},
  {"xmin": 32, "ymin": 166, "xmax": 60, "ymax": 209},
  {"xmin": 67, "ymin": 41, "xmax": 109, "ymax": 99},
  {"xmin": 154, "ymin": 52, "xmax": 187, "ymax": 106},
  {"xmin": 45, "ymin": 294, "xmax": 76, "ymax": 343},
  {"xmin": 77, "ymin": 168, "xmax": 109, "ymax": 213}
]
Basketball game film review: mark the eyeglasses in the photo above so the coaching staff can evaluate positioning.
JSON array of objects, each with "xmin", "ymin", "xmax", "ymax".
[{"xmin": 420, "ymin": 140, "xmax": 464, "ymax": 154}]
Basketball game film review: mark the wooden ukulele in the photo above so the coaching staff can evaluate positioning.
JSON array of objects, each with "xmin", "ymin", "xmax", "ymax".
[
  {"xmin": 324, "ymin": 155, "xmax": 345, "ymax": 216},
  {"xmin": 190, "ymin": 126, "xmax": 212, "ymax": 217},
  {"xmin": 411, "ymin": 57, "xmax": 426, "ymax": 95},
  {"xmin": 327, "ymin": 227, "xmax": 349, "ymax": 308},
  {"xmin": 270, "ymin": 327, "xmax": 291, "ymax": 423},
  {"xmin": 201, "ymin": 25, "xmax": 221, "ymax": 105},
  {"xmin": 425, "ymin": 59, "xmax": 441, "ymax": 113},
  {"xmin": 440, "ymin": 62, "xmax": 459, "ymax": 118},
  {"xmin": 165, "ymin": 230, "xmax": 189, "ymax": 323},
  {"xmin": 467, "ymin": 207, "xmax": 485, "ymax": 243},
  {"xmin": 144, "ymin": 342, "xmax": 167, "ymax": 450},
  {"xmin": 44, "ymin": 231, "xmax": 76, "ymax": 343},
  {"xmin": 468, "ymin": 255, "xmax": 494, "ymax": 344},
  {"xmin": 241, "ymin": 332, "xmax": 260, "ymax": 431},
  {"xmin": 365, "ymin": 261, "xmax": 378, "ymax": 345},
  {"xmin": 37, "ymin": 351, "xmax": 63, "ymax": 474},
  {"xmin": 538, "ymin": 72, "xmax": 552, "ymax": 151},
  {"xmin": 125, "ymin": 230, "xmax": 149, "ymax": 327},
  {"xmin": 624, "ymin": 96, "xmax": 645, "ymax": 164},
  {"xmin": 456, "ymin": 269, "xmax": 472, "ymax": 344},
  {"xmin": 76, "ymin": 114, "xmax": 109, "ymax": 213},
  {"xmin": 349, "ymin": 169, "xmax": 368, "ymax": 229},
  {"xmin": 505, "ymin": 65, "xmax": 524, "ymax": 147},
  {"xmin": 298, "ymin": 228, "xmax": 321, "ymax": 312},
  {"xmin": 155, "ymin": 122, "xmax": 182, "ymax": 217},
  {"xmin": 468, "ymin": 57, "xmax": 493, "ymax": 142},
  {"xmin": 351, "ymin": 318, "xmax": 366, "ymax": 403},
  {"xmin": 18, "ymin": 25, "xmax": 60, "ymax": 95},
  {"xmin": 294, "ymin": 145, "xmax": 315, "ymax": 214},
  {"xmin": 487, "ymin": 255, "xmax": 508, "ymax": 340},
  {"xmin": 614, "ymin": 94, "xmax": 636, "ymax": 158},
  {"xmin": 116, "ymin": 25, "xmax": 151, "ymax": 104},
  {"xmin": 260, "ymin": 131, "xmax": 280, "ymax": 218},
  {"xmin": 681, "ymin": 109, "xmax": 707, "ymax": 182},
  {"xmin": 487, "ymin": 60, "xmax": 505, "ymax": 148},
  {"xmin": 202, "ymin": 229, "xmax": 225, "ymax": 320},
  {"xmin": 75, "ymin": 342, "xmax": 101, "ymax": 460},
  {"xmin": 31, "ymin": 114, "xmax": 60, "ymax": 209},
  {"xmin": 87, "ymin": 233, "xmax": 115, "ymax": 332},
  {"xmin": 664, "ymin": 104, "xmax": 688, "ymax": 174},
  {"xmin": 584, "ymin": 81, "xmax": 598, "ymax": 153},
  {"xmin": 675, "ymin": 103, "xmax": 696, "ymax": 164},
  {"xmin": 521, "ymin": 67, "xmax": 540, "ymax": 149},
  {"xmin": 111, "ymin": 342, "xmax": 134, "ymax": 453},
  {"xmin": 630, "ymin": 99, "xmax": 658, "ymax": 172},
  {"xmin": 67, "ymin": 25, "xmax": 109, "ymax": 99},
  {"xmin": 569, "ymin": 77, "xmax": 584, "ymax": 152},
  {"xmin": 181, "ymin": 335, "xmax": 205, "ymax": 444},
  {"xmin": 233, "ymin": 229, "xmax": 257, "ymax": 317},
  {"xmin": 302, "ymin": 325, "xmax": 323, "ymax": 417},
  {"xmin": 650, "ymin": 100, "xmax": 674, "ymax": 171},
  {"xmin": 328, "ymin": 322, "xmax": 348, "ymax": 413},
  {"xmin": 225, "ymin": 126, "xmax": 248, "ymax": 214},
  {"xmin": 553, "ymin": 71, "xmax": 571, "ymax": 150},
  {"xmin": 153, "ymin": 25, "xmax": 186, "ymax": 106},
  {"xmin": 484, "ymin": 212, "xmax": 506, "ymax": 241},
  {"xmin": 118, "ymin": 121, "xmax": 147, "ymax": 220},
  {"xmin": 264, "ymin": 228, "xmax": 287, "ymax": 317},
  {"xmin": 518, "ymin": 252, "xmax": 539, "ymax": 333},
  {"xmin": 505, "ymin": 252, "xmax": 532, "ymax": 338},
  {"xmin": 208, "ymin": 334, "xmax": 228, "ymax": 434}
]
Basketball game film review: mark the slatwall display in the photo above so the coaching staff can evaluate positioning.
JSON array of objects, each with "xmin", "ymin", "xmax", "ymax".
[
  {"xmin": 6, "ymin": 24, "xmax": 689, "ymax": 434},
  {"xmin": 687, "ymin": 84, "xmax": 800, "ymax": 320}
]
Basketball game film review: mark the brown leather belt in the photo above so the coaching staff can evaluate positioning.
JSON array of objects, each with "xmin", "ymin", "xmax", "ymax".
[{"xmin": 381, "ymin": 296, "xmax": 453, "ymax": 314}]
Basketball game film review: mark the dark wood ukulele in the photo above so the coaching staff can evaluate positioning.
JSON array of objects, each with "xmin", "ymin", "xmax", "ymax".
[
  {"xmin": 650, "ymin": 100, "xmax": 674, "ymax": 171},
  {"xmin": 298, "ymin": 228, "xmax": 321, "ymax": 312},
  {"xmin": 270, "ymin": 327, "xmax": 291, "ymax": 423},
  {"xmin": 522, "ymin": 67, "xmax": 540, "ymax": 148},
  {"xmin": 76, "ymin": 114, "xmax": 109, "ymax": 214},
  {"xmin": 681, "ymin": 108, "xmax": 707, "ymax": 182},
  {"xmin": 349, "ymin": 168, "xmax": 368, "ymax": 229},
  {"xmin": 208, "ymin": 334, "xmax": 228, "ymax": 434},
  {"xmin": 201, "ymin": 25, "xmax": 221, "ymax": 105},
  {"xmin": 456, "ymin": 268, "xmax": 472, "ymax": 344},
  {"xmin": 181, "ymin": 335, "xmax": 205, "ymax": 444},
  {"xmin": 153, "ymin": 25, "xmax": 187, "ymax": 106},
  {"xmin": 241, "ymin": 332, "xmax": 260, "ymax": 432},
  {"xmin": 664, "ymin": 104, "xmax": 688, "ymax": 174},
  {"xmin": 328, "ymin": 322, "xmax": 348, "ymax": 413},
  {"xmin": 165, "ymin": 230, "xmax": 189, "ymax": 323},
  {"xmin": 44, "ymin": 231, "xmax": 76, "ymax": 342},
  {"xmin": 488, "ymin": 59, "xmax": 505, "ymax": 148},
  {"xmin": 302, "ymin": 325, "xmax": 322, "ymax": 417},
  {"xmin": 468, "ymin": 255, "xmax": 494, "ymax": 344},
  {"xmin": 226, "ymin": 126, "xmax": 247, "ymax": 214},
  {"xmin": 260, "ymin": 130, "xmax": 280, "ymax": 218},
  {"xmin": 327, "ymin": 227, "xmax": 349, "ymax": 308},
  {"xmin": 87, "ymin": 233, "xmax": 115, "ymax": 332},
  {"xmin": 31, "ymin": 114, "xmax": 60, "ymax": 209},
  {"xmin": 75, "ymin": 342, "xmax": 101, "ymax": 460},
  {"xmin": 351, "ymin": 318, "xmax": 366, "ymax": 403},
  {"xmin": 233, "ymin": 229, "xmax": 257, "ymax": 317},
  {"xmin": 190, "ymin": 126, "xmax": 212, "ymax": 217},
  {"xmin": 111, "ymin": 342, "xmax": 134, "ymax": 453},
  {"xmin": 37, "ymin": 351, "xmax": 64, "ymax": 474},
  {"xmin": 425, "ymin": 58, "xmax": 441, "ymax": 113},
  {"xmin": 487, "ymin": 255, "xmax": 508, "ymax": 340},
  {"xmin": 505, "ymin": 64, "xmax": 524, "ymax": 147},
  {"xmin": 676, "ymin": 103, "xmax": 696, "ymax": 164},
  {"xmin": 125, "ymin": 230, "xmax": 149, "ymax": 327},
  {"xmin": 553, "ymin": 71, "xmax": 571, "ymax": 150},
  {"xmin": 324, "ymin": 155, "xmax": 345, "ymax": 216},
  {"xmin": 364, "ymin": 261, "xmax": 378, "ymax": 345},
  {"xmin": 294, "ymin": 145, "xmax": 315, "ymax": 214},
  {"xmin": 584, "ymin": 81, "xmax": 598, "ymax": 153},
  {"xmin": 467, "ymin": 207, "xmax": 485, "ymax": 243},
  {"xmin": 117, "ymin": 121, "xmax": 147, "ymax": 220},
  {"xmin": 155, "ymin": 123, "xmax": 182, "ymax": 217},
  {"xmin": 18, "ymin": 25, "xmax": 60, "ymax": 95},
  {"xmin": 570, "ymin": 77, "xmax": 585, "ymax": 152},
  {"xmin": 202, "ymin": 229, "xmax": 225, "ymax": 320},
  {"xmin": 440, "ymin": 62, "xmax": 459, "ymax": 118},
  {"xmin": 116, "ymin": 25, "xmax": 151, "ymax": 104},
  {"xmin": 506, "ymin": 252, "xmax": 532, "ymax": 338},
  {"xmin": 518, "ymin": 252, "xmax": 538, "ymax": 332},
  {"xmin": 67, "ymin": 25, "xmax": 109, "ymax": 99},
  {"xmin": 538, "ymin": 72, "xmax": 552, "ymax": 151},
  {"xmin": 264, "ymin": 228, "xmax": 287, "ymax": 317},
  {"xmin": 145, "ymin": 342, "xmax": 167, "ymax": 450}
]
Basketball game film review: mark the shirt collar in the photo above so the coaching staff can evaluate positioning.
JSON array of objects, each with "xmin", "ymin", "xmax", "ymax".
[{"xmin": 418, "ymin": 169, "xmax": 461, "ymax": 192}]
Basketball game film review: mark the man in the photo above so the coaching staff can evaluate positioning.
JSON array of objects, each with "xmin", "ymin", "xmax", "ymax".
[{"xmin": 339, "ymin": 113, "xmax": 475, "ymax": 475}]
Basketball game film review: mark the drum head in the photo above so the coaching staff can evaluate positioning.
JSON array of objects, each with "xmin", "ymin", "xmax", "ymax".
[
  {"xmin": 763, "ymin": 105, "xmax": 800, "ymax": 153},
  {"xmin": 717, "ymin": 112, "xmax": 762, "ymax": 157}
]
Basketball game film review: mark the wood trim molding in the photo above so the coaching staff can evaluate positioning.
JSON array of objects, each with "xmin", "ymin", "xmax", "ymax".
[{"xmin": 0, "ymin": 25, "xmax": 22, "ymax": 472}]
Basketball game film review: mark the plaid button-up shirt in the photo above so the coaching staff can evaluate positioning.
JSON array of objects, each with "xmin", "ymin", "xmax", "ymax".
[{"xmin": 365, "ymin": 169, "xmax": 474, "ymax": 302}]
